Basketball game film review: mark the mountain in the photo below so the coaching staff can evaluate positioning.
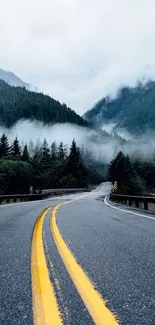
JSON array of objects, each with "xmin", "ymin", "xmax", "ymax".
[
  {"xmin": 0, "ymin": 80, "xmax": 87, "ymax": 128},
  {"xmin": 0, "ymin": 68, "xmax": 36, "ymax": 91},
  {"xmin": 84, "ymin": 81, "xmax": 155, "ymax": 134}
]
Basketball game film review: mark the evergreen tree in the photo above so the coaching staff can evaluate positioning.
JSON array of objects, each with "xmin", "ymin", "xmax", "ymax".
[
  {"xmin": 108, "ymin": 151, "xmax": 145, "ymax": 194},
  {"xmin": 34, "ymin": 138, "xmax": 42, "ymax": 154},
  {"xmin": 42, "ymin": 139, "xmax": 49, "ymax": 157},
  {"xmin": 11, "ymin": 136, "xmax": 21, "ymax": 157},
  {"xmin": 22, "ymin": 144, "xmax": 29, "ymax": 162},
  {"xmin": 69, "ymin": 139, "xmax": 79, "ymax": 165},
  {"xmin": 0, "ymin": 133, "xmax": 10, "ymax": 157},
  {"xmin": 28, "ymin": 140, "xmax": 35, "ymax": 156},
  {"xmin": 58, "ymin": 142, "xmax": 65, "ymax": 161},
  {"xmin": 51, "ymin": 141, "xmax": 57, "ymax": 161}
]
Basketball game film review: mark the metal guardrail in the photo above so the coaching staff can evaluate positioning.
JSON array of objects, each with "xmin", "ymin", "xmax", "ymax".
[
  {"xmin": 110, "ymin": 193, "xmax": 155, "ymax": 210},
  {"xmin": 0, "ymin": 188, "xmax": 88, "ymax": 205},
  {"xmin": 0, "ymin": 193, "xmax": 48, "ymax": 204}
]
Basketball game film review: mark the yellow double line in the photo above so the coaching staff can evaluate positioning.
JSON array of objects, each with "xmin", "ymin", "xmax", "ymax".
[
  {"xmin": 31, "ymin": 196, "xmax": 119, "ymax": 325},
  {"xmin": 31, "ymin": 206, "xmax": 62, "ymax": 325}
]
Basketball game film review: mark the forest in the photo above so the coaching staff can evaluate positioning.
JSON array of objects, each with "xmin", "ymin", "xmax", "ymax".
[
  {"xmin": 108, "ymin": 151, "xmax": 155, "ymax": 195},
  {"xmin": 0, "ymin": 79, "xmax": 87, "ymax": 127},
  {"xmin": 1, "ymin": 131, "xmax": 155, "ymax": 195},
  {"xmin": 85, "ymin": 81, "xmax": 155, "ymax": 134},
  {"xmin": 0, "ymin": 133, "xmax": 105, "ymax": 194}
]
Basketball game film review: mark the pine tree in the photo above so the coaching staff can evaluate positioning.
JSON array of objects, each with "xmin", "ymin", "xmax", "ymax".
[
  {"xmin": 11, "ymin": 136, "xmax": 21, "ymax": 157},
  {"xmin": 22, "ymin": 144, "xmax": 29, "ymax": 161},
  {"xmin": 51, "ymin": 141, "xmax": 57, "ymax": 161},
  {"xmin": 58, "ymin": 142, "xmax": 65, "ymax": 161},
  {"xmin": 42, "ymin": 139, "xmax": 49, "ymax": 157},
  {"xmin": 69, "ymin": 139, "xmax": 80, "ymax": 165},
  {"xmin": 0, "ymin": 133, "xmax": 10, "ymax": 157},
  {"xmin": 108, "ymin": 151, "xmax": 145, "ymax": 194},
  {"xmin": 34, "ymin": 138, "xmax": 42, "ymax": 154},
  {"xmin": 28, "ymin": 140, "xmax": 34, "ymax": 156}
]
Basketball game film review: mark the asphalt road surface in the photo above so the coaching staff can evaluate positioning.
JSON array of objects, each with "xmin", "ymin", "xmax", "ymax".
[{"xmin": 0, "ymin": 183, "xmax": 155, "ymax": 325}]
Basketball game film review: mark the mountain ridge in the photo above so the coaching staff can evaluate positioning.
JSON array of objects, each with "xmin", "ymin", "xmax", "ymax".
[
  {"xmin": 0, "ymin": 79, "xmax": 87, "ymax": 128},
  {"xmin": 0, "ymin": 68, "xmax": 36, "ymax": 91},
  {"xmin": 84, "ymin": 81, "xmax": 155, "ymax": 135}
]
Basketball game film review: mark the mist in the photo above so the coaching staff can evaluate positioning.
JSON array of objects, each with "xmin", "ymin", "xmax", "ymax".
[
  {"xmin": 0, "ymin": 120, "xmax": 118, "ymax": 163},
  {"xmin": 1, "ymin": 1, "xmax": 155, "ymax": 114},
  {"xmin": 0, "ymin": 120, "xmax": 155, "ymax": 164}
]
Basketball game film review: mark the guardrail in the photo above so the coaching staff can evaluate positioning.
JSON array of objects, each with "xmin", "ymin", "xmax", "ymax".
[
  {"xmin": 110, "ymin": 193, "xmax": 155, "ymax": 211},
  {"xmin": 0, "ymin": 188, "xmax": 89, "ymax": 205},
  {"xmin": 42, "ymin": 188, "xmax": 88, "ymax": 195},
  {"xmin": 0, "ymin": 193, "xmax": 48, "ymax": 205}
]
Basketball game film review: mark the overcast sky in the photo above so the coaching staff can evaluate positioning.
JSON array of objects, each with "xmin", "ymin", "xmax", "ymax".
[{"xmin": 0, "ymin": 0, "xmax": 155, "ymax": 114}]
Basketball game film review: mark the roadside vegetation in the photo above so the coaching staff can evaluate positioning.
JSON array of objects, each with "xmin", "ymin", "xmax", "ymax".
[
  {"xmin": 0, "ymin": 133, "xmax": 104, "ymax": 194},
  {"xmin": 108, "ymin": 151, "xmax": 155, "ymax": 195}
]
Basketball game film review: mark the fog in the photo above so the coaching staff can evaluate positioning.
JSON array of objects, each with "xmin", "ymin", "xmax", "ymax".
[
  {"xmin": 1, "ymin": 1, "xmax": 155, "ymax": 114},
  {"xmin": 0, "ymin": 121, "xmax": 119, "ymax": 162},
  {"xmin": 0, "ymin": 120, "xmax": 155, "ymax": 164}
]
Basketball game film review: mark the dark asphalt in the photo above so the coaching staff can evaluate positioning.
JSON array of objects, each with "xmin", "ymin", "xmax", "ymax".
[
  {"xmin": 57, "ymin": 186, "xmax": 155, "ymax": 325},
  {"xmin": 1, "ymin": 183, "xmax": 155, "ymax": 325},
  {"xmin": 0, "ymin": 195, "xmax": 75, "ymax": 325},
  {"xmin": 43, "ymin": 210, "xmax": 94, "ymax": 325}
]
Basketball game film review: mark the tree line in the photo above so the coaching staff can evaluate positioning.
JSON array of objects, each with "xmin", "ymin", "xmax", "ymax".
[
  {"xmin": 0, "ymin": 133, "xmax": 106, "ymax": 195},
  {"xmin": 0, "ymin": 133, "xmax": 90, "ymax": 194}
]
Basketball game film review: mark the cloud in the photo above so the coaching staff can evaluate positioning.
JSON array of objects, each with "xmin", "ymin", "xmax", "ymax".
[
  {"xmin": 0, "ymin": 120, "xmax": 117, "ymax": 162},
  {"xmin": 0, "ymin": 0, "xmax": 155, "ymax": 114},
  {"xmin": 1, "ymin": 120, "xmax": 155, "ymax": 164}
]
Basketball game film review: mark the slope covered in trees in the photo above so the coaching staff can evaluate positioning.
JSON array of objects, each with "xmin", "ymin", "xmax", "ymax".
[
  {"xmin": 0, "ymin": 133, "xmax": 105, "ymax": 194},
  {"xmin": 0, "ymin": 80, "xmax": 87, "ymax": 127},
  {"xmin": 108, "ymin": 151, "xmax": 155, "ymax": 195},
  {"xmin": 84, "ymin": 81, "xmax": 155, "ymax": 134}
]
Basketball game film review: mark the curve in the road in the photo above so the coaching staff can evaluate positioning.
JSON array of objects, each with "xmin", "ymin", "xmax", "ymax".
[
  {"xmin": 50, "ymin": 195, "xmax": 119, "ymax": 325},
  {"xmin": 104, "ymin": 195, "xmax": 155, "ymax": 220}
]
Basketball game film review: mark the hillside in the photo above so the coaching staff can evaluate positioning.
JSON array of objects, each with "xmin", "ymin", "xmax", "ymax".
[
  {"xmin": 0, "ymin": 68, "xmax": 35, "ymax": 90},
  {"xmin": 0, "ymin": 80, "xmax": 87, "ymax": 128},
  {"xmin": 84, "ymin": 81, "xmax": 155, "ymax": 134}
]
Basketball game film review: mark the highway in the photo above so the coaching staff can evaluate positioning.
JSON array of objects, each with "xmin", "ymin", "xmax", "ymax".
[{"xmin": 0, "ymin": 182, "xmax": 155, "ymax": 325}]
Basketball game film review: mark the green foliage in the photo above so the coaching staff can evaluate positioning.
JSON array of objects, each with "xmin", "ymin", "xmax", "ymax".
[
  {"xmin": 0, "ymin": 136, "xmax": 103, "ymax": 194},
  {"xmin": 0, "ymin": 159, "xmax": 33, "ymax": 194},
  {"xmin": 22, "ymin": 145, "xmax": 29, "ymax": 162},
  {"xmin": 108, "ymin": 151, "xmax": 145, "ymax": 194},
  {"xmin": 11, "ymin": 136, "xmax": 21, "ymax": 157},
  {"xmin": 0, "ymin": 79, "xmax": 87, "ymax": 127},
  {"xmin": 0, "ymin": 133, "xmax": 10, "ymax": 157},
  {"xmin": 58, "ymin": 142, "xmax": 66, "ymax": 161},
  {"xmin": 133, "ymin": 159, "xmax": 155, "ymax": 191},
  {"xmin": 51, "ymin": 141, "xmax": 57, "ymax": 161},
  {"xmin": 85, "ymin": 81, "xmax": 155, "ymax": 134}
]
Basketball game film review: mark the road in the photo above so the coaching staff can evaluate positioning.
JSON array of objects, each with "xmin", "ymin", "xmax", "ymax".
[{"xmin": 0, "ymin": 182, "xmax": 155, "ymax": 325}]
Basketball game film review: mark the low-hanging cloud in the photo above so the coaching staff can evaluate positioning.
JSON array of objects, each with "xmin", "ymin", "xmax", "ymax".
[
  {"xmin": 1, "ymin": 120, "xmax": 155, "ymax": 164},
  {"xmin": 0, "ymin": 0, "xmax": 155, "ymax": 114},
  {"xmin": 0, "ymin": 120, "xmax": 120, "ymax": 162}
]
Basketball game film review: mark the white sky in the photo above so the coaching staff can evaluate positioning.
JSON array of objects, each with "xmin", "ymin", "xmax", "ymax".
[{"xmin": 0, "ymin": 0, "xmax": 155, "ymax": 114}]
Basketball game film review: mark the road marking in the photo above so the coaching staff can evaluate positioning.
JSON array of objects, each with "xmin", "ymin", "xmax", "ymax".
[
  {"xmin": 50, "ymin": 195, "xmax": 118, "ymax": 325},
  {"xmin": 31, "ymin": 206, "xmax": 63, "ymax": 325},
  {"xmin": 104, "ymin": 196, "xmax": 155, "ymax": 221}
]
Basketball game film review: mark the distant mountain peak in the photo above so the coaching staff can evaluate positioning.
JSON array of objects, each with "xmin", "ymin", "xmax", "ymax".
[
  {"xmin": 0, "ymin": 79, "xmax": 87, "ymax": 128},
  {"xmin": 0, "ymin": 68, "xmax": 36, "ymax": 91},
  {"xmin": 84, "ymin": 81, "xmax": 155, "ymax": 135}
]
